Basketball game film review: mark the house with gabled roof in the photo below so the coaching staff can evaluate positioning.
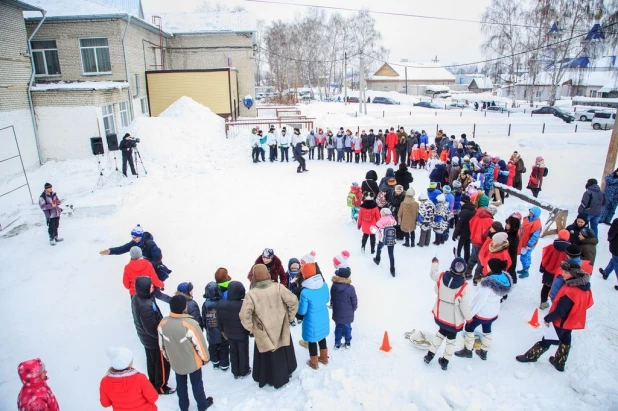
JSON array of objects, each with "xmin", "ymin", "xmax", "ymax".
[{"xmin": 366, "ymin": 62, "xmax": 455, "ymax": 93}]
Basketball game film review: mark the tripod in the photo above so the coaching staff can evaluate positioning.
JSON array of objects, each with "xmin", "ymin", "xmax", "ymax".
[
  {"xmin": 133, "ymin": 147, "xmax": 147, "ymax": 177},
  {"xmin": 93, "ymin": 151, "xmax": 130, "ymax": 192}
]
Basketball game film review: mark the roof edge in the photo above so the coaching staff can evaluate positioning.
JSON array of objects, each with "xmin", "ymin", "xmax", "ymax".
[{"xmin": 2, "ymin": 0, "xmax": 43, "ymax": 12}]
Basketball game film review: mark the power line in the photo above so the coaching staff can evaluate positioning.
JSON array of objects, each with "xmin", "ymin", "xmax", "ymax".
[{"xmin": 258, "ymin": 46, "xmax": 361, "ymax": 63}]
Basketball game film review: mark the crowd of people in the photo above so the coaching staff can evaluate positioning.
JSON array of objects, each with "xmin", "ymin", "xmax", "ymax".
[{"xmin": 17, "ymin": 131, "xmax": 618, "ymax": 409}]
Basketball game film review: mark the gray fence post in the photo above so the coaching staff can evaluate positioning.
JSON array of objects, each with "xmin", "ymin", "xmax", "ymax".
[
  {"xmin": 542, "ymin": 123, "xmax": 546, "ymax": 133},
  {"xmin": 473, "ymin": 124, "xmax": 476, "ymax": 138},
  {"xmin": 508, "ymin": 124, "xmax": 511, "ymax": 136}
]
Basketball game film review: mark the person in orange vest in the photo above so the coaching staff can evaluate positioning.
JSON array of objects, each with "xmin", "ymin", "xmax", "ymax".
[
  {"xmin": 385, "ymin": 128, "xmax": 398, "ymax": 165},
  {"xmin": 465, "ymin": 198, "xmax": 494, "ymax": 280},
  {"xmin": 516, "ymin": 261, "xmax": 593, "ymax": 372},
  {"xmin": 539, "ymin": 229, "xmax": 571, "ymax": 310},
  {"xmin": 517, "ymin": 207, "xmax": 542, "ymax": 278},
  {"xmin": 476, "ymin": 230, "xmax": 511, "ymax": 284}
]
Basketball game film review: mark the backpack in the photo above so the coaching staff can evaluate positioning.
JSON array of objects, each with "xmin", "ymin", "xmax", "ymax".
[
  {"xmin": 347, "ymin": 191, "xmax": 361, "ymax": 208},
  {"xmin": 383, "ymin": 226, "xmax": 397, "ymax": 246},
  {"xmin": 376, "ymin": 191, "xmax": 388, "ymax": 208}
]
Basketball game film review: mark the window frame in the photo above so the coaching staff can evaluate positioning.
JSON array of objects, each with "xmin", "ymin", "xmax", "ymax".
[
  {"xmin": 140, "ymin": 97, "xmax": 149, "ymax": 115},
  {"xmin": 102, "ymin": 104, "xmax": 116, "ymax": 136},
  {"xmin": 79, "ymin": 37, "xmax": 112, "ymax": 75},
  {"xmin": 31, "ymin": 39, "xmax": 61, "ymax": 77},
  {"xmin": 119, "ymin": 101, "xmax": 130, "ymax": 128}
]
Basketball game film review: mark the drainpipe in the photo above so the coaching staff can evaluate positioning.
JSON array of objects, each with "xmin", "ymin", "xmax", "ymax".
[
  {"xmin": 122, "ymin": 14, "xmax": 134, "ymax": 121},
  {"xmin": 27, "ymin": 11, "xmax": 47, "ymax": 165}
]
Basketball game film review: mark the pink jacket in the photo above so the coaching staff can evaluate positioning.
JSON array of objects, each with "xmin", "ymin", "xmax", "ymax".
[{"xmin": 375, "ymin": 215, "xmax": 397, "ymax": 242}]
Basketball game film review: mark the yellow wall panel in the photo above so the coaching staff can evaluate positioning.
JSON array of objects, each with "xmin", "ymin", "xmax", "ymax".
[{"xmin": 373, "ymin": 64, "xmax": 398, "ymax": 77}]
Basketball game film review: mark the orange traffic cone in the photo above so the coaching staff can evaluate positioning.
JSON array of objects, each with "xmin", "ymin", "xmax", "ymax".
[
  {"xmin": 528, "ymin": 308, "xmax": 541, "ymax": 328},
  {"xmin": 380, "ymin": 331, "xmax": 392, "ymax": 352}
]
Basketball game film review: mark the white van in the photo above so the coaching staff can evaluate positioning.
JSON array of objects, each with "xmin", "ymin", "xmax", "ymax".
[{"xmin": 591, "ymin": 111, "xmax": 616, "ymax": 130}]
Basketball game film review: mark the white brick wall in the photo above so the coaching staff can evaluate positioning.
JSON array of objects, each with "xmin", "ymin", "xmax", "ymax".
[{"xmin": 36, "ymin": 106, "xmax": 101, "ymax": 160}]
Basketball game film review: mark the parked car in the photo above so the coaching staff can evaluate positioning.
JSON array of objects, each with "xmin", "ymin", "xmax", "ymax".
[
  {"xmin": 372, "ymin": 97, "xmax": 400, "ymax": 105},
  {"xmin": 531, "ymin": 106, "xmax": 575, "ymax": 123},
  {"xmin": 414, "ymin": 101, "xmax": 442, "ymax": 109},
  {"xmin": 486, "ymin": 106, "xmax": 509, "ymax": 113},
  {"xmin": 446, "ymin": 102, "xmax": 467, "ymax": 110},
  {"xmin": 347, "ymin": 96, "xmax": 359, "ymax": 103},
  {"xmin": 591, "ymin": 111, "xmax": 616, "ymax": 130},
  {"xmin": 577, "ymin": 109, "xmax": 605, "ymax": 121}
]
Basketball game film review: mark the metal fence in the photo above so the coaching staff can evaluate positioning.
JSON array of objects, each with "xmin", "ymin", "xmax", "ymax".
[{"xmin": 226, "ymin": 118, "xmax": 316, "ymax": 139}]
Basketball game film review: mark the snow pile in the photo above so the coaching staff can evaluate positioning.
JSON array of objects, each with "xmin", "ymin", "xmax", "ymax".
[{"xmin": 129, "ymin": 97, "xmax": 232, "ymax": 174}]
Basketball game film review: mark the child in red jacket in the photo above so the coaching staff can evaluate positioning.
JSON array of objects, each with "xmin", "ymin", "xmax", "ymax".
[
  {"xmin": 358, "ymin": 192, "xmax": 381, "ymax": 254},
  {"xmin": 100, "ymin": 347, "xmax": 158, "ymax": 411},
  {"xmin": 507, "ymin": 160, "xmax": 516, "ymax": 187},
  {"xmin": 18, "ymin": 358, "xmax": 59, "ymax": 411}
]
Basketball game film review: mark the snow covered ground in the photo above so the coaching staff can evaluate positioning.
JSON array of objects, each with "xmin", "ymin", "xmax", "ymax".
[{"xmin": 1, "ymin": 98, "xmax": 618, "ymax": 410}]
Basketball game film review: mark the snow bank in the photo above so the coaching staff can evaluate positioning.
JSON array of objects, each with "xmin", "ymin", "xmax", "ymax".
[{"xmin": 30, "ymin": 81, "xmax": 129, "ymax": 91}]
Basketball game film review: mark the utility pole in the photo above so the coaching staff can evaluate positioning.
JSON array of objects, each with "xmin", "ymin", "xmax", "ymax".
[
  {"xmin": 601, "ymin": 108, "xmax": 618, "ymax": 190},
  {"xmin": 358, "ymin": 53, "xmax": 363, "ymax": 113},
  {"xmin": 344, "ymin": 52, "xmax": 348, "ymax": 105},
  {"xmin": 405, "ymin": 66, "xmax": 408, "ymax": 95}
]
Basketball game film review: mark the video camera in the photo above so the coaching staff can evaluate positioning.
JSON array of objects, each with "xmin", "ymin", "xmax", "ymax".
[{"xmin": 129, "ymin": 137, "xmax": 140, "ymax": 147}]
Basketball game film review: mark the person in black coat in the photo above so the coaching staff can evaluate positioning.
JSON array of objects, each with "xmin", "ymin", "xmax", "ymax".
[
  {"xmin": 600, "ymin": 218, "xmax": 618, "ymax": 287},
  {"xmin": 293, "ymin": 141, "xmax": 308, "ymax": 173},
  {"xmin": 566, "ymin": 214, "xmax": 589, "ymax": 245},
  {"xmin": 217, "ymin": 281, "xmax": 251, "ymax": 379},
  {"xmin": 378, "ymin": 168, "xmax": 395, "ymax": 191},
  {"xmin": 176, "ymin": 282, "xmax": 202, "ymax": 329},
  {"xmin": 119, "ymin": 133, "xmax": 137, "ymax": 176},
  {"xmin": 330, "ymin": 267, "xmax": 357, "ymax": 348},
  {"xmin": 505, "ymin": 215, "xmax": 521, "ymax": 285},
  {"xmin": 429, "ymin": 163, "xmax": 448, "ymax": 188},
  {"xmin": 366, "ymin": 130, "xmax": 376, "ymax": 163},
  {"xmin": 131, "ymin": 276, "xmax": 173, "ymax": 394},
  {"xmin": 452, "ymin": 195, "xmax": 476, "ymax": 262},
  {"xmin": 394, "ymin": 163, "xmax": 413, "ymax": 191}
]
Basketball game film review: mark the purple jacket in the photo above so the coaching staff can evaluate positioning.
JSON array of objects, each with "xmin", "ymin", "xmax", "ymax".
[
  {"xmin": 330, "ymin": 272, "xmax": 357, "ymax": 324},
  {"xmin": 39, "ymin": 191, "xmax": 62, "ymax": 218}
]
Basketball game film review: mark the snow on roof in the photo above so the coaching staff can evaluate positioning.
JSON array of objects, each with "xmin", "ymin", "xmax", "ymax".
[
  {"xmin": 145, "ymin": 11, "xmax": 256, "ymax": 34},
  {"xmin": 30, "ymin": 81, "xmax": 129, "ymax": 91},
  {"xmin": 23, "ymin": 0, "xmax": 128, "ymax": 18},
  {"xmin": 369, "ymin": 62, "xmax": 455, "ymax": 82},
  {"xmin": 470, "ymin": 77, "xmax": 493, "ymax": 89},
  {"xmin": 519, "ymin": 69, "xmax": 617, "ymax": 87}
]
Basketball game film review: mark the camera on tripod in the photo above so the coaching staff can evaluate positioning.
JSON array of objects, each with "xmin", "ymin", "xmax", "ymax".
[{"xmin": 129, "ymin": 137, "xmax": 140, "ymax": 147}]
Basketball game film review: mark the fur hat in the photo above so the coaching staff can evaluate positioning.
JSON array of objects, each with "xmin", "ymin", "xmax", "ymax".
[
  {"xmin": 333, "ymin": 250, "xmax": 350, "ymax": 269},
  {"xmin": 488, "ymin": 258, "xmax": 507, "ymax": 273},
  {"xmin": 487, "ymin": 205, "xmax": 498, "ymax": 215},
  {"xmin": 301, "ymin": 262, "xmax": 317, "ymax": 279},
  {"xmin": 108, "ymin": 347, "xmax": 133, "ymax": 371},
  {"xmin": 560, "ymin": 261, "xmax": 586, "ymax": 278},
  {"xmin": 177, "ymin": 282, "xmax": 193, "ymax": 295},
  {"xmin": 215, "ymin": 268, "xmax": 231, "ymax": 283},
  {"xmin": 558, "ymin": 229, "xmax": 570, "ymax": 241},
  {"xmin": 381, "ymin": 208, "xmax": 392, "ymax": 216},
  {"xmin": 300, "ymin": 251, "xmax": 317, "ymax": 265},
  {"xmin": 437, "ymin": 194, "xmax": 446, "ymax": 202},
  {"xmin": 566, "ymin": 244, "xmax": 581, "ymax": 258},
  {"xmin": 169, "ymin": 295, "xmax": 187, "ymax": 314},
  {"xmin": 492, "ymin": 232, "xmax": 508, "ymax": 244},
  {"xmin": 262, "ymin": 248, "xmax": 274, "ymax": 259},
  {"xmin": 130, "ymin": 246, "xmax": 142, "ymax": 260},
  {"xmin": 131, "ymin": 224, "xmax": 144, "ymax": 237},
  {"xmin": 252, "ymin": 264, "xmax": 270, "ymax": 282},
  {"xmin": 450, "ymin": 257, "xmax": 467, "ymax": 275}
]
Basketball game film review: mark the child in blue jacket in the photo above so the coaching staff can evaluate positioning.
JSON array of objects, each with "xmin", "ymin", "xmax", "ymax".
[
  {"xmin": 331, "ymin": 251, "xmax": 357, "ymax": 348},
  {"xmin": 298, "ymin": 262, "xmax": 330, "ymax": 369}
]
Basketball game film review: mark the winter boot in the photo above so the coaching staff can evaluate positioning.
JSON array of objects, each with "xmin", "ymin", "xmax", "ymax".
[
  {"xmin": 403, "ymin": 241, "xmax": 410, "ymax": 247},
  {"xmin": 425, "ymin": 332, "xmax": 445, "ymax": 364},
  {"xmin": 345, "ymin": 342, "xmax": 351, "ymax": 348},
  {"xmin": 518, "ymin": 270, "xmax": 530, "ymax": 278},
  {"xmin": 371, "ymin": 246, "xmax": 375, "ymax": 254},
  {"xmin": 318, "ymin": 349, "xmax": 329, "ymax": 365},
  {"xmin": 455, "ymin": 332, "xmax": 475, "ymax": 358},
  {"xmin": 423, "ymin": 351, "xmax": 435, "ymax": 364},
  {"xmin": 600, "ymin": 268, "xmax": 609, "ymax": 280},
  {"xmin": 475, "ymin": 333, "xmax": 491, "ymax": 361},
  {"xmin": 307, "ymin": 356, "xmax": 319, "ymax": 370},
  {"xmin": 373, "ymin": 257, "xmax": 380, "ymax": 265},
  {"xmin": 464, "ymin": 266, "xmax": 473, "ymax": 280},
  {"xmin": 390, "ymin": 267, "xmax": 396, "ymax": 277},
  {"xmin": 539, "ymin": 301, "xmax": 550, "ymax": 310},
  {"xmin": 549, "ymin": 343, "xmax": 570, "ymax": 372},
  {"xmin": 437, "ymin": 357, "xmax": 449, "ymax": 370},
  {"xmin": 49, "ymin": 237, "xmax": 56, "ymax": 246},
  {"xmin": 454, "ymin": 347, "xmax": 473, "ymax": 358},
  {"xmin": 55, "ymin": 236, "xmax": 64, "ymax": 242},
  {"xmin": 515, "ymin": 341, "xmax": 550, "ymax": 363}
]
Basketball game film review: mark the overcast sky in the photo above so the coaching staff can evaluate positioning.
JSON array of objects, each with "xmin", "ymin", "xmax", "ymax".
[{"xmin": 142, "ymin": 0, "xmax": 492, "ymax": 65}]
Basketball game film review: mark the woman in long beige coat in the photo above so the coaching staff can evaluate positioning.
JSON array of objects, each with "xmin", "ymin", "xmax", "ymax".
[
  {"xmin": 398, "ymin": 188, "xmax": 419, "ymax": 247},
  {"xmin": 240, "ymin": 264, "xmax": 298, "ymax": 389}
]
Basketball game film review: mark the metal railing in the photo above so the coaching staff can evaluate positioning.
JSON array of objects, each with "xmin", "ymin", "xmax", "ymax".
[{"xmin": 225, "ymin": 118, "xmax": 316, "ymax": 139}]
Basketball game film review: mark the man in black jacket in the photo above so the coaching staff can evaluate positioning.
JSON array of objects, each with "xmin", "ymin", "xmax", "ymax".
[
  {"xmin": 578, "ymin": 178, "xmax": 606, "ymax": 238},
  {"xmin": 131, "ymin": 276, "xmax": 174, "ymax": 394},
  {"xmin": 452, "ymin": 195, "xmax": 476, "ymax": 262},
  {"xmin": 119, "ymin": 133, "xmax": 137, "ymax": 177},
  {"xmin": 366, "ymin": 129, "xmax": 376, "ymax": 163},
  {"xmin": 293, "ymin": 139, "xmax": 308, "ymax": 173},
  {"xmin": 216, "ymin": 281, "xmax": 251, "ymax": 379}
]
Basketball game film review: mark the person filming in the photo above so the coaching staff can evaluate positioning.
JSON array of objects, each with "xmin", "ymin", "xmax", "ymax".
[{"xmin": 119, "ymin": 133, "xmax": 137, "ymax": 177}]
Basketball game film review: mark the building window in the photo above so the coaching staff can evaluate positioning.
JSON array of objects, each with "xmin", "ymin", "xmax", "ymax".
[
  {"xmin": 31, "ymin": 40, "xmax": 61, "ymax": 76},
  {"xmin": 80, "ymin": 38, "xmax": 111, "ymax": 74},
  {"xmin": 140, "ymin": 97, "xmax": 149, "ymax": 115},
  {"xmin": 102, "ymin": 104, "xmax": 115, "ymax": 135},
  {"xmin": 119, "ymin": 101, "xmax": 130, "ymax": 128},
  {"xmin": 590, "ymin": 90, "xmax": 597, "ymax": 98},
  {"xmin": 535, "ymin": 90, "xmax": 542, "ymax": 98}
]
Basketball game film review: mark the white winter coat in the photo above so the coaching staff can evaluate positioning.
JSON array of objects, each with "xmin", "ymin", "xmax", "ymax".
[
  {"xmin": 430, "ymin": 263, "xmax": 473, "ymax": 331},
  {"xmin": 291, "ymin": 132, "xmax": 304, "ymax": 147},
  {"xmin": 279, "ymin": 132, "xmax": 290, "ymax": 147},
  {"xmin": 469, "ymin": 272, "xmax": 512, "ymax": 321},
  {"xmin": 267, "ymin": 132, "xmax": 277, "ymax": 146},
  {"xmin": 250, "ymin": 132, "xmax": 259, "ymax": 147}
]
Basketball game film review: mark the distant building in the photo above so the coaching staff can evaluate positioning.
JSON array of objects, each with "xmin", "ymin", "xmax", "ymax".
[
  {"xmin": 468, "ymin": 77, "xmax": 494, "ymax": 93},
  {"xmin": 366, "ymin": 62, "xmax": 455, "ymax": 93}
]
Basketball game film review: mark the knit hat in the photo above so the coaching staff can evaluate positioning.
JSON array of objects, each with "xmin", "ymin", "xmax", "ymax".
[
  {"xmin": 131, "ymin": 224, "xmax": 144, "ymax": 237},
  {"xmin": 406, "ymin": 188, "xmax": 416, "ymax": 197},
  {"xmin": 252, "ymin": 264, "xmax": 270, "ymax": 282},
  {"xmin": 510, "ymin": 212, "xmax": 522, "ymax": 220},
  {"xmin": 536, "ymin": 156, "xmax": 544, "ymax": 162},
  {"xmin": 560, "ymin": 261, "xmax": 586, "ymax": 278},
  {"xmin": 482, "ymin": 157, "xmax": 491, "ymax": 164},
  {"xmin": 461, "ymin": 194, "xmax": 471, "ymax": 203},
  {"xmin": 429, "ymin": 182, "xmax": 438, "ymax": 189},
  {"xmin": 388, "ymin": 178, "xmax": 397, "ymax": 186},
  {"xmin": 452, "ymin": 180, "xmax": 462, "ymax": 188},
  {"xmin": 301, "ymin": 262, "xmax": 317, "ymax": 279},
  {"xmin": 381, "ymin": 208, "xmax": 392, "ymax": 216},
  {"xmin": 214, "ymin": 268, "xmax": 231, "ymax": 283},
  {"xmin": 487, "ymin": 205, "xmax": 498, "ymax": 216},
  {"xmin": 335, "ymin": 267, "xmax": 351, "ymax": 278},
  {"xmin": 395, "ymin": 185, "xmax": 404, "ymax": 192},
  {"xmin": 333, "ymin": 250, "xmax": 350, "ymax": 269},
  {"xmin": 419, "ymin": 192, "xmax": 428, "ymax": 201},
  {"xmin": 44, "ymin": 182, "xmax": 52, "ymax": 189},
  {"xmin": 478, "ymin": 195, "xmax": 489, "ymax": 208},
  {"xmin": 177, "ymin": 282, "xmax": 193, "ymax": 295},
  {"xmin": 558, "ymin": 229, "xmax": 570, "ymax": 241},
  {"xmin": 108, "ymin": 347, "xmax": 133, "ymax": 371},
  {"xmin": 566, "ymin": 244, "xmax": 581, "ymax": 258},
  {"xmin": 169, "ymin": 295, "xmax": 187, "ymax": 314},
  {"xmin": 580, "ymin": 227, "xmax": 594, "ymax": 239},
  {"xmin": 437, "ymin": 194, "xmax": 446, "ymax": 202},
  {"xmin": 586, "ymin": 178, "xmax": 598, "ymax": 188},
  {"xmin": 450, "ymin": 257, "xmax": 467, "ymax": 275},
  {"xmin": 463, "ymin": 155, "xmax": 470, "ymax": 162},
  {"xmin": 130, "ymin": 246, "xmax": 142, "ymax": 260},
  {"xmin": 491, "ymin": 221, "xmax": 504, "ymax": 232},
  {"xmin": 488, "ymin": 258, "xmax": 507, "ymax": 274},
  {"xmin": 443, "ymin": 185, "xmax": 452, "ymax": 193},
  {"xmin": 452, "ymin": 157, "xmax": 460, "ymax": 165},
  {"xmin": 492, "ymin": 232, "xmax": 508, "ymax": 244},
  {"xmin": 262, "ymin": 248, "xmax": 274, "ymax": 259},
  {"xmin": 300, "ymin": 251, "xmax": 316, "ymax": 265}
]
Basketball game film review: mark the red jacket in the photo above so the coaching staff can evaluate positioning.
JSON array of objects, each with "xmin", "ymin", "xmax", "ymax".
[
  {"xmin": 123, "ymin": 259, "xmax": 164, "ymax": 296},
  {"xmin": 18, "ymin": 359, "xmax": 60, "ymax": 411},
  {"xmin": 385, "ymin": 132, "xmax": 398, "ymax": 148},
  {"xmin": 478, "ymin": 237, "xmax": 512, "ymax": 275},
  {"xmin": 549, "ymin": 284, "xmax": 594, "ymax": 330},
  {"xmin": 469, "ymin": 209, "xmax": 494, "ymax": 248},
  {"xmin": 507, "ymin": 163, "xmax": 516, "ymax": 186},
  {"xmin": 247, "ymin": 255, "xmax": 288, "ymax": 286},
  {"xmin": 358, "ymin": 203, "xmax": 381, "ymax": 234},
  {"xmin": 518, "ymin": 217, "xmax": 542, "ymax": 254},
  {"xmin": 540, "ymin": 242, "xmax": 568, "ymax": 278},
  {"xmin": 100, "ymin": 369, "xmax": 158, "ymax": 411}
]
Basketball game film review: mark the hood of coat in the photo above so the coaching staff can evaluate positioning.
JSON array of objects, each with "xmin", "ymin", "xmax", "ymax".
[
  {"xmin": 529, "ymin": 207, "xmax": 542, "ymax": 221},
  {"xmin": 461, "ymin": 202, "xmax": 476, "ymax": 213},
  {"xmin": 498, "ymin": 159, "xmax": 508, "ymax": 170},
  {"xmin": 365, "ymin": 170, "xmax": 378, "ymax": 181},
  {"xmin": 488, "ymin": 239, "xmax": 509, "ymax": 253},
  {"xmin": 203, "ymin": 281, "xmax": 221, "ymax": 301},
  {"xmin": 580, "ymin": 237, "xmax": 599, "ymax": 246},
  {"xmin": 302, "ymin": 273, "xmax": 324, "ymax": 290},
  {"xmin": 403, "ymin": 195, "xmax": 418, "ymax": 205},
  {"xmin": 175, "ymin": 291, "xmax": 193, "ymax": 300},
  {"xmin": 442, "ymin": 270, "xmax": 465, "ymax": 289},
  {"xmin": 553, "ymin": 239, "xmax": 570, "ymax": 252},
  {"xmin": 587, "ymin": 184, "xmax": 601, "ymax": 193},
  {"xmin": 226, "ymin": 281, "xmax": 246, "ymax": 301},
  {"xmin": 476, "ymin": 208, "xmax": 494, "ymax": 220},
  {"xmin": 331, "ymin": 275, "xmax": 351, "ymax": 284},
  {"xmin": 565, "ymin": 273, "xmax": 591, "ymax": 290},
  {"xmin": 506, "ymin": 216, "xmax": 521, "ymax": 233},
  {"xmin": 385, "ymin": 168, "xmax": 394, "ymax": 178},
  {"xmin": 361, "ymin": 200, "xmax": 378, "ymax": 209},
  {"xmin": 135, "ymin": 276, "xmax": 153, "ymax": 298},
  {"xmin": 481, "ymin": 271, "xmax": 512, "ymax": 296},
  {"xmin": 288, "ymin": 257, "xmax": 300, "ymax": 271},
  {"xmin": 18, "ymin": 358, "xmax": 46, "ymax": 387}
]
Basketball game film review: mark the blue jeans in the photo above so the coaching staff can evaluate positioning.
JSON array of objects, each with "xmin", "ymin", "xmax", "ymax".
[
  {"xmin": 604, "ymin": 254, "xmax": 618, "ymax": 279},
  {"xmin": 374, "ymin": 152, "xmax": 381, "ymax": 164},
  {"xmin": 520, "ymin": 246, "xmax": 535, "ymax": 270},
  {"xmin": 464, "ymin": 316, "xmax": 495, "ymax": 333},
  {"xmin": 587, "ymin": 214, "xmax": 600, "ymax": 238},
  {"xmin": 334, "ymin": 323, "xmax": 352, "ymax": 345},
  {"xmin": 376, "ymin": 242, "xmax": 395, "ymax": 268},
  {"xmin": 176, "ymin": 368, "xmax": 208, "ymax": 411}
]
